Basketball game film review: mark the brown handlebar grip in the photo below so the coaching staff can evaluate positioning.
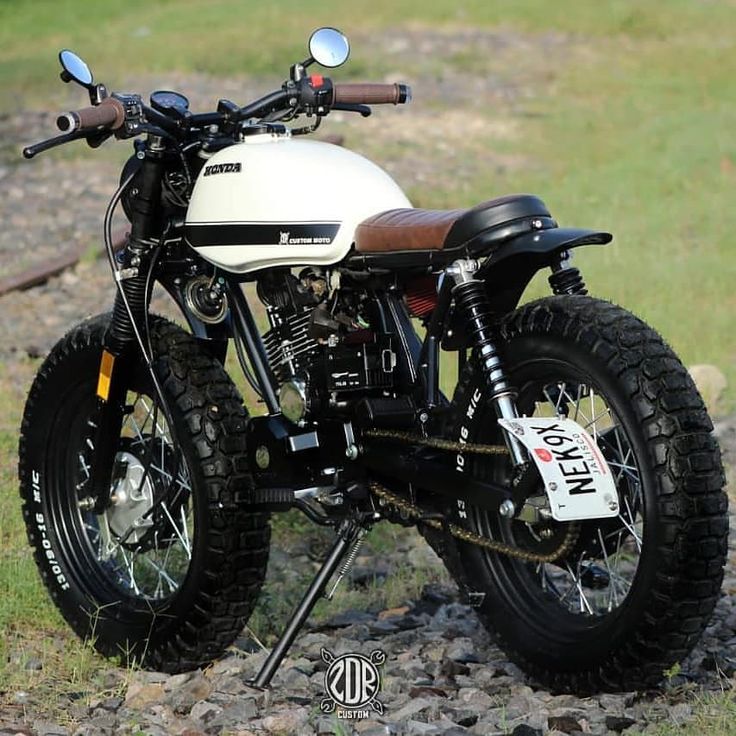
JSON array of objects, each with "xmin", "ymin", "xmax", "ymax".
[
  {"xmin": 331, "ymin": 83, "xmax": 411, "ymax": 105},
  {"xmin": 57, "ymin": 97, "xmax": 126, "ymax": 133}
]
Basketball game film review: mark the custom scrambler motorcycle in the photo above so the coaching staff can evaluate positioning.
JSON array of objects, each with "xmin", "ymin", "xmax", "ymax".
[{"xmin": 19, "ymin": 29, "xmax": 727, "ymax": 692}]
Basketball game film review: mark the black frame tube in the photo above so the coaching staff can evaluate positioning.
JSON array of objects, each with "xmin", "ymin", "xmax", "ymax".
[{"xmin": 226, "ymin": 281, "xmax": 280, "ymax": 414}]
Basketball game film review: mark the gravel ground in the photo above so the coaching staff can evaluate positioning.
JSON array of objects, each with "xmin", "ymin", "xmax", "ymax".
[{"xmin": 1, "ymin": 28, "xmax": 734, "ymax": 736}]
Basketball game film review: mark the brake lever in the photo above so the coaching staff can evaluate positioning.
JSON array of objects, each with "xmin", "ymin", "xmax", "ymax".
[
  {"xmin": 22, "ymin": 130, "xmax": 88, "ymax": 159},
  {"xmin": 331, "ymin": 103, "xmax": 372, "ymax": 117}
]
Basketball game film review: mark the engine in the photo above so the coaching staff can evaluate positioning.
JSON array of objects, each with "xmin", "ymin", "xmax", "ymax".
[{"xmin": 258, "ymin": 269, "xmax": 396, "ymax": 423}]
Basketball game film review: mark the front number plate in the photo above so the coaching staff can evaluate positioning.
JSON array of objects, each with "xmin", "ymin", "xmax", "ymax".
[{"xmin": 499, "ymin": 417, "xmax": 620, "ymax": 522}]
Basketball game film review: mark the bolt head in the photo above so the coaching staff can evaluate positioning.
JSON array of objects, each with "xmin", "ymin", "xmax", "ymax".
[
  {"xmin": 345, "ymin": 444, "xmax": 359, "ymax": 460},
  {"xmin": 255, "ymin": 445, "xmax": 270, "ymax": 470},
  {"xmin": 499, "ymin": 499, "xmax": 515, "ymax": 518}
]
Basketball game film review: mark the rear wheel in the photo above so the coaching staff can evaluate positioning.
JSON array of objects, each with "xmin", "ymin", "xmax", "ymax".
[
  {"xmin": 431, "ymin": 296, "xmax": 728, "ymax": 692},
  {"xmin": 19, "ymin": 315, "xmax": 270, "ymax": 672}
]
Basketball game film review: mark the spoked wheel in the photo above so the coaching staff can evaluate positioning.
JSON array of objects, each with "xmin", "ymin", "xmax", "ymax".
[
  {"xmin": 19, "ymin": 315, "xmax": 271, "ymax": 672},
  {"xmin": 497, "ymin": 378, "xmax": 644, "ymax": 618},
  {"xmin": 438, "ymin": 296, "xmax": 728, "ymax": 692},
  {"xmin": 76, "ymin": 392, "xmax": 194, "ymax": 602}
]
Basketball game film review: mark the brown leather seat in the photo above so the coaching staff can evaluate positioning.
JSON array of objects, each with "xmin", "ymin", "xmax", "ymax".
[{"xmin": 354, "ymin": 194, "xmax": 551, "ymax": 253}]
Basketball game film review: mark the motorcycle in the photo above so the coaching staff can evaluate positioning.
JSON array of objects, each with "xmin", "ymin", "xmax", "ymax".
[{"xmin": 18, "ymin": 28, "xmax": 728, "ymax": 693}]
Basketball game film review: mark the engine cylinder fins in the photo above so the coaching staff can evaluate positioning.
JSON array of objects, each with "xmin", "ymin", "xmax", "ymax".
[
  {"xmin": 184, "ymin": 275, "xmax": 228, "ymax": 324},
  {"xmin": 262, "ymin": 310, "xmax": 320, "ymax": 383}
]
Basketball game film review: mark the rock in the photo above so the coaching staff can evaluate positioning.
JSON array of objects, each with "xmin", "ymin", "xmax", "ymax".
[
  {"xmin": 451, "ymin": 709, "xmax": 479, "ymax": 727},
  {"xmin": 605, "ymin": 715, "xmax": 638, "ymax": 732},
  {"xmin": 405, "ymin": 721, "xmax": 440, "ymax": 735},
  {"xmin": 164, "ymin": 671, "xmax": 197, "ymax": 691},
  {"xmin": 379, "ymin": 606, "xmax": 410, "ymax": 620},
  {"xmin": 12, "ymin": 691, "xmax": 30, "ymax": 705},
  {"xmin": 233, "ymin": 635, "xmax": 261, "ymax": 653},
  {"xmin": 440, "ymin": 658, "xmax": 470, "ymax": 677},
  {"xmin": 261, "ymin": 706, "xmax": 309, "ymax": 733},
  {"xmin": 511, "ymin": 726, "xmax": 543, "ymax": 736},
  {"xmin": 445, "ymin": 638, "xmax": 481, "ymax": 664},
  {"xmin": 688, "ymin": 364, "xmax": 727, "ymax": 414},
  {"xmin": 124, "ymin": 681, "xmax": 165, "ymax": 709},
  {"xmin": 456, "ymin": 687, "xmax": 495, "ymax": 708},
  {"xmin": 357, "ymin": 726, "xmax": 399, "ymax": 736},
  {"xmin": 170, "ymin": 672, "xmax": 213, "ymax": 714},
  {"xmin": 390, "ymin": 697, "xmax": 433, "ymax": 720},
  {"xmin": 547, "ymin": 715, "xmax": 582, "ymax": 733},
  {"xmin": 207, "ymin": 699, "xmax": 259, "ymax": 730},
  {"xmin": 32, "ymin": 722, "xmax": 69, "ymax": 736},
  {"xmin": 278, "ymin": 666, "xmax": 312, "ymax": 690},
  {"xmin": 321, "ymin": 609, "xmax": 375, "ymax": 628},
  {"xmin": 409, "ymin": 685, "xmax": 448, "ymax": 698},
  {"xmin": 96, "ymin": 697, "xmax": 124, "ymax": 713},
  {"xmin": 350, "ymin": 564, "xmax": 390, "ymax": 586},
  {"xmin": 189, "ymin": 700, "xmax": 222, "ymax": 724}
]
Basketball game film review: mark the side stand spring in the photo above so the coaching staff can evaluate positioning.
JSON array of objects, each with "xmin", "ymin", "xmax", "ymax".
[{"xmin": 326, "ymin": 529, "xmax": 365, "ymax": 600}]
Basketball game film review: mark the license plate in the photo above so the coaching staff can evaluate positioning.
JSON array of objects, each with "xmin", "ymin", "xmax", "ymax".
[{"xmin": 498, "ymin": 417, "xmax": 620, "ymax": 522}]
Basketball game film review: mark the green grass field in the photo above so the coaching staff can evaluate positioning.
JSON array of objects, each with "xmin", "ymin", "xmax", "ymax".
[{"xmin": 1, "ymin": 0, "xmax": 734, "ymax": 729}]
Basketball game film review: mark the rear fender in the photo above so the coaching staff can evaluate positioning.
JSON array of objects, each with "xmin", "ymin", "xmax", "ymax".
[
  {"xmin": 442, "ymin": 227, "xmax": 611, "ymax": 349},
  {"xmin": 480, "ymin": 227, "xmax": 611, "ymax": 311}
]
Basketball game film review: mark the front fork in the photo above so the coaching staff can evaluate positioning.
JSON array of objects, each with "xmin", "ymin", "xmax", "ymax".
[{"xmin": 88, "ymin": 135, "xmax": 166, "ymax": 511}]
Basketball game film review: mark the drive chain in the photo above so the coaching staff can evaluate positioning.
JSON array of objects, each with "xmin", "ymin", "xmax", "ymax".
[
  {"xmin": 363, "ymin": 428, "xmax": 509, "ymax": 455},
  {"xmin": 365, "ymin": 430, "xmax": 578, "ymax": 563}
]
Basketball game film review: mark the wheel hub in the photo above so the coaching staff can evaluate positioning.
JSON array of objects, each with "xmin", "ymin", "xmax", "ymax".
[{"xmin": 106, "ymin": 451, "xmax": 155, "ymax": 543}]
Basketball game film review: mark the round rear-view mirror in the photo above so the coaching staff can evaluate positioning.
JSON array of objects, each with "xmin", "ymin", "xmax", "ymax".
[
  {"xmin": 308, "ymin": 28, "xmax": 350, "ymax": 68},
  {"xmin": 59, "ymin": 49, "xmax": 94, "ymax": 87}
]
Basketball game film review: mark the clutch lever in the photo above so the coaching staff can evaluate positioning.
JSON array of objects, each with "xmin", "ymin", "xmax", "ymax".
[{"xmin": 22, "ymin": 129, "xmax": 88, "ymax": 159}]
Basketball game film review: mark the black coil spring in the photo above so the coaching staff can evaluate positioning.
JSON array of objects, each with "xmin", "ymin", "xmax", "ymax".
[
  {"xmin": 454, "ymin": 280, "xmax": 497, "ymax": 350},
  {"xmin": 454, "ymin": 280, "xmax": 513, "ymax": 399},
  {"xmin": 105, "ymin": 274, "xmax": 149, "ymax": 355},
  {"xmin": 548, "ymin": 266, "xmax": 587, "ymax": 295}
]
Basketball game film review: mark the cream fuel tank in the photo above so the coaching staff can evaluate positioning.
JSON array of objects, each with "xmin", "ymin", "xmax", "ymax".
[{"xmin": 184, "ymin": 130, "xmax": 412, "ymax": 273}]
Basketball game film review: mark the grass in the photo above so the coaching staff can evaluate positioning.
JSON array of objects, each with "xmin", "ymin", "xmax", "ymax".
[{"xmin": 0, "ymin": 0, "xmax": 734, "ymax": 728}]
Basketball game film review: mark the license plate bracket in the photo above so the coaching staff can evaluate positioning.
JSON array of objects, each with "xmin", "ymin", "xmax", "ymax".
[{"xmin": 499, "ymin": 417, "xmax": 619, "ymax": 522}]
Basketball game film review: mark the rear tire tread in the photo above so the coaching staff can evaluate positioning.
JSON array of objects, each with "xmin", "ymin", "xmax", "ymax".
[{"xmin": 427, "ymin": 295, "xmax": 727, "ymax": 692}]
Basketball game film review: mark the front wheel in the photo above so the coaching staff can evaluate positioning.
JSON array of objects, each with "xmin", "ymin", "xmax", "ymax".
[
  {"xmin": 435, "ymin": 296, "xmax": 728, "ymax": 692},
  {"xmin": 19, "ymin": 315, "xmax": 270, "ymax": 672}
]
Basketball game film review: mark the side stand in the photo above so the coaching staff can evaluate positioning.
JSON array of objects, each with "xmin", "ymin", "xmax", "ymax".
[{"xmin": 249, "ymin": 517, "xmax": 365, "ymax": 689}]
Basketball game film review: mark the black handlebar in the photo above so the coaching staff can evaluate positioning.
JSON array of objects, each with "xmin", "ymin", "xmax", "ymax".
[{"xmin": 24, "ymin": 73, "xmax": 410, "ymax": 159}]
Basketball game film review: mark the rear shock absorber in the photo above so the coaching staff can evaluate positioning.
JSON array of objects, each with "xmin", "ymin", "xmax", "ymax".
[
  {"xmin": 447, "ymin": 259, "xmax": 526, "ymax": 468},
  {"xmin": 548, "ymin": 250, "xmax": 587, "ymax": 295}
]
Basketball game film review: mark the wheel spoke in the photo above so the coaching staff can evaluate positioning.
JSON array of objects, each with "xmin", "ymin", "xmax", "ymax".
[
  {"xmin": 73, "ymin": 390, "xmax": 194, "ymax": 601},
  {"xmin": 510, "ymin": 378, "xmax": 645, "ymax": 618}
]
